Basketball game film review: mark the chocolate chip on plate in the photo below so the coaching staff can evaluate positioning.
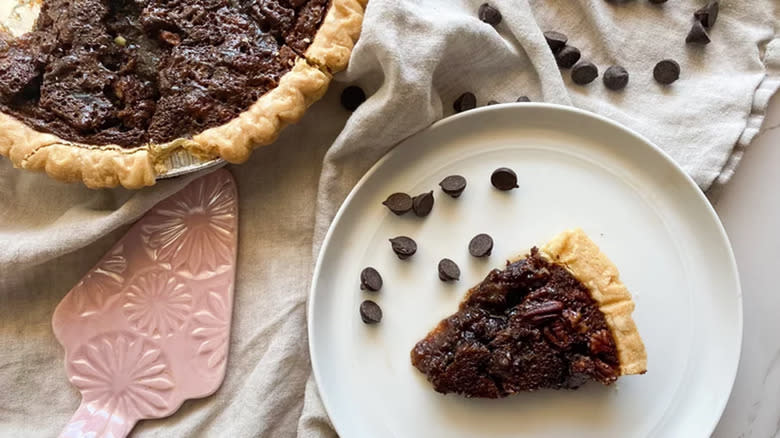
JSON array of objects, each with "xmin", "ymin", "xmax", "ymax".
[
  {"xmin": 603, "ymin": 65, "xmax": 629, "ymax": 90},
  {"xmin": 555, "ymin": 46, "xmax": 581, "ymax": 69},
  {"xmin": 478, "ymin": 3, "xmax": 502, "ymax": 26},
  {"xmin": 516, "ymin": 96, "xmax": 531, "ymax": 102},
  {"xmin": 543, "ymin": 31, "xmax": 568, "ymax": 53},
  {"xmin": 453, "ymin": 92, "xmax": 477, "ymax": 113},
  {"xmin": 571, "ymin": 61, "xmax": 599, "ymax": 85},
  {"xmin": 360, "ymin": 267, "xmax": 383, "ymax": 291},
  {"xmin": 439, "ymin": 175, "xmax": 467, "ymax": 198},
  {"xmin": 694, "ymin": 1, "xmax": 719, "ymax": 28},
  {"xmin": 686, "ymin": 20, "xmax": 711, "ymax": 45},
  {"xmin": 389, "ymin": 236, "xmax": 417, "ymax": 259},
  {"xmin": 382, "ymin": 192, "xmax": 413, "ymax": 215},
  {"xmin": 653, "ymin": 59, "xmax": 681, "ymax": 85},
  {"xmin": 341, "ymin": 86, "xmax": 366, "ymax": 111},
  {"xmin": 491, "ymin": 167, "xmax": 518, "ymax": 191},
  {"xmin": 469, "ymin": 233, "xmax": 494, "ymax": 257},
  {"xmin": 438, "ymin": 258, "xmax": 461, "ymax": 281},
  {"xmin": 412, "ymin": 191, "xmax": 435, "ymax": 217},
  {"xmin": 360, "ymin": 300, "xmax": 382, "ymax": 324},
  {"xmin": 487, "ymin": 100, "xmax": 500, "ymax": 105}
]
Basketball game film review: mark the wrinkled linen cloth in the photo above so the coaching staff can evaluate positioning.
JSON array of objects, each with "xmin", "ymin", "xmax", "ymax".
[{"xmin": 0, "ymin": 0, "xmax": 777, "ymax": 436}]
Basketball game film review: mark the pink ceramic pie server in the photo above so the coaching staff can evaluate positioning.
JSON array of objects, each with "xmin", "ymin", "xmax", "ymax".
[{"xmin": 52, "ymin": 169, "xmax": 238, "ymax": 438}]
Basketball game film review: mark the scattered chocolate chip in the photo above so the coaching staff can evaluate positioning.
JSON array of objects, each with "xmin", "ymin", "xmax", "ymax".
[
  {"xmin": 469, "ymin": 233, "xmax": 494, "ymax": 257},
  {"xmin": 487, "ymin": 100, "xmax": 500, "ymax": 105},
  {"xmin": 571, "ymin": 61, "xmax": 599, "ymax": 85},
  {"xmin": 453, "ymin": 92, "xmax": 477, "ymax": 113},
  {"xmin": 653, "ymin": 59, "xmax": 681, "ymax": 85},
  {"xmin": 341, "ymin": 86, "xmax": 366, "ymax": 111},
  {"xmin": 491, "ymin": 167, "xmax": 518, "ymax": 191},
  {"xmin": 649, "ymin": 0, "xmax": 668, "ymax": 3},
  {"xmin": 686, "ymin": 20, "xmax": 711, "ymax": 45},
  {"xmin": 543, "ymin": 31, "xmax": 567, "ymax": 53},
  {"xmin": 382, "ymin": 193, "xmax": 413, "ymax": 215},
  {"xmin": 360, "ymin": 267, "xmax": 383, "ymax": 292},
  {"xmin": 412, "ymin": 191, "xmax": 435, "ymax": 217},
  {"xmin": 389, "ymin": 236, "xmax": 417, "ymax": 259},
  {"xmin": 439, "ymin": 175, "xmax": 467, "ymax": 198},
  {"xmin": 603, "ymin": 65, "xmax": 629, "ymax": 91},
  {"xmin": 478, "ymin": 3, "xmax": 502, "ymax": 26},
  {"xmin": 360, "ymin": 300, "xmax": 382, "ymax": 324},
  {"xmin": 438, "ymin": 258, "xmax": 461, "ymax": 281},
  {"xmin": 516, "ymin": 96, "xmax": 531, "ymax": 102},
  {"xmin": 694, "ymin": 1, "xmax": 719, "ymax": 28},
  {"xmin": 555, "ymin": 46, "xmax": 581, "ymax": 69}
]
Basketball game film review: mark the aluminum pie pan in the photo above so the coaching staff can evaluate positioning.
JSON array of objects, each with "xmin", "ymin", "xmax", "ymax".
[{"xmin": 1, "ymin": 0, "xmax": 226, "ymax": 181}]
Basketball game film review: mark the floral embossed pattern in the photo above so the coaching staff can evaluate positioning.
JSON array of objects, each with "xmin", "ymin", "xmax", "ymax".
[
  {"xmin": 69, "ymin": 244, "xmax": 127, "ymax": 317},
  {"xmin": 123, "ymin": 272, "xmax": 192, "ymax": 338},
  {"xmin": 192, "ymin": 291, "xmax": 231, "ymax": 369}
]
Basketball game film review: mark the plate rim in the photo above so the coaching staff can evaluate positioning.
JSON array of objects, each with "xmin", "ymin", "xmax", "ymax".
[{"xmin": 307, "ymin": 102, "xmax": 743, "ymax": 437}]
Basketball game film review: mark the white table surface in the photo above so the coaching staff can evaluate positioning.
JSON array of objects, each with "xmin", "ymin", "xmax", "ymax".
[{"xmin": 713, "ymin": 94, "xmax": 780, "ymax": 437}]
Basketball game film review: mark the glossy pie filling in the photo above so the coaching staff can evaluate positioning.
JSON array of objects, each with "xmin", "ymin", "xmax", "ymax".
[
  {"xmin": 0, "ymin": 0, "xmax": 329, "ymax": 147},
  {"xmin": 411, "ymin": 248, "xmax": 621, "ymax": 398}
]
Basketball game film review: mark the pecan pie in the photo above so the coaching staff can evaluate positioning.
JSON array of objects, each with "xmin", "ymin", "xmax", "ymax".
[
  {"xmin": 411, "ymin": 229, "xmax": 647, "ymax": 398},
  {"xmin": 0, "ymin": 0, "xmax": 366, "ymax": 188}
]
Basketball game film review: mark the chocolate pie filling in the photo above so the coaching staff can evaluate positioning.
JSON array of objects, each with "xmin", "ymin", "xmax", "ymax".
[
  {"xmin": 0, "ymin": 0, "xmax": 329, "ymax": 147},
  {"xmin": 411, "ymin": 248, "xmax": 621, "ymax": 398}
]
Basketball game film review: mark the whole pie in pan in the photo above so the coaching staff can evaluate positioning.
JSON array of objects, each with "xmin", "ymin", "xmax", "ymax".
[
  {"xmin": 0, "ymin": 0, "xmax": 367, "ymax": 188},
  {"xmin": 411, "ymin": 229, "xmax": 647, "ymax": 398}
]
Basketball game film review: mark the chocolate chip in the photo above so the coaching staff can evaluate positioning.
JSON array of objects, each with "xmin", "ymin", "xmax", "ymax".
[
  {"xmin": 438, "ymin": 258, "xmax": 461, "ymax": 281},
  {"xmin": 360, "ymin": 267, "xmax": 383, "ymax": 292},
  {"xmin": 694, "ymin": 1, "xmax": 719, "ymax": 28},
  {"xmin": 341, "ymin": 86, "xmax": 366, "ymax": 111},
  {"xmin": 653, "ymin": 59, "xmax": 680, "ymax": 85},
  {"xmin": 389, "ymin": 236, "xmax": 417, "ymax": 259},
  {"xmin": 478, "ymin": 3, "xmax": 502, "ymax": 26},
  {"xmin": 360, "ymin": 300, "xmax": 382, "ymax": 324},
  {"xmin": 412, "ymin": 191, "xmax": 435, "ymax": 217},
  {"xmin": 571, "ymin": 61, "xmax": 599, "ymax": 85},
  {"xmin": 543, "ymin": 31, "xmax": 567, "ymax": 53},
  {"xmin": 555, "ymin": 46, "xmax": 581, "ymax": 69},
  {"xmin": 487, "ymin": 100, "xmax": 500, "ymax": 105},
  {"xmin": 649, "ymin": 0, "xmax": 668, "ymax": 3},
  {"xmin": 453, "ymin": 92, "xmax": 477, "ymax": 113},
  {"xmin": 603, "ymin": 65, "xmax": 629, "ymax": 91},
  {"xmin": 439, "ymin": 175, "xmax": 467, "ymax": 198},
  {"xmin": 382, "ymin": 193, "xmax": 413, "ymax": 215},
  {"xmin": 491, "ymin": 167, "xmax": 518, "ymax": 191},
  {"xmin": 686, "ymin": 20, "xmax": 711, "ymax": 45},
  {"xmin": 516, "ymin": 96, "xmax": 531, "ymax": 102},
  {"xmin": 469, "ymin": 233, "xmax": 494, "ymax": 257}
]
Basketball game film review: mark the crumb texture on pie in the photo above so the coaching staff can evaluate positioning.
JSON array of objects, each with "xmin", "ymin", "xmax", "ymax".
[{"xmin": 540, "ymin": 228, "xmax": 648, "ymax": 376}]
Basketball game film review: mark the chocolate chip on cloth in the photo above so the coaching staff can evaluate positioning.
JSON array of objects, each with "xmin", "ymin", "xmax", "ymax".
[
  {"xmin": 694, "ymin": 1, "xmax": 719, "ymax": 28},
  {"xmin": 649, "ymin": 0, "xmax": 668, "ymax": 4},
  {"xmin": 571, "ymin": 61, "xmax": 599, "ymax": 85},
  {"xmin": 360, "ymin": 267, "xmax": 383, "ymax": 292},
  {"xmin": 383, "ymin": 192, "xmax": 413, "ymax": 215},
  {"xmin": 543, "ymin": 31, "xmax": 567, "ymax": 53},
  {"xmin": 454, "ymin": 92, "xmax": 477, "ymax": 113},
  {"xmin": 438, "ymin": 258, "xmax": 461, "ymax": 282},
  {"xmin": 360, "ymin": 300, "xmax": 383, "ymax": 324},
  {"xmin": 478, "ymin": 3, "xmax": 502, "ymax": 26},
  {"xmin": 654, "ymin": 59, "xmax": 681, "ymax": 85},
  {"xmin": 341, "ymin": 85, "xmax": 366, "ymax": 111},
  {"xmin": 390, "ymin": 236, "xmax": 417, "ymax": 260},
  {"xmin": 516, "ymin": 96, "xmax": 531, "ymax": 102},
  {"xmin": 686, "ymin": 20, "xmax": 711, "ymax": 45},
  {"xmin": 555, "ymin": 46, "xmax": 581, "ymax": 69},
  {"xmin": 603, "ymin": 65, "xmax": 629, "ymax": 91},
  {"xmin": 412, "ymin": 191, "xmax": 435, "ymax": 217},
  {"xmin": 439, "ymin": 175, "xmax": 467, "ymax": 198},
  {"xmin": 491, "ymin": 167, "xmax": 518, "ymax": 191},
  {"xmin": 469, "ymin": 233, "xmax": 494, "ymax": 258}
]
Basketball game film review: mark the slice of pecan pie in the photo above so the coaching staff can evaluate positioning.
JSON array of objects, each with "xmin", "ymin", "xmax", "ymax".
[
  {"xmin": 0, "ymin": 0, "xmax": 366, "ymax": 188},
  {"xmin": 411, "ymin": 229, "xmax": 647, "ymax": 398}
]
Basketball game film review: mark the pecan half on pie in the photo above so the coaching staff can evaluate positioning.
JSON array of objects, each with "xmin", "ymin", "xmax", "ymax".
[
  {"xmin": 0, "ymin": 0, "xmax": 367, "ymax": 188},
  {"xmin": 411, "ymin": 229, "xmax": 647, "ymax": 398}
]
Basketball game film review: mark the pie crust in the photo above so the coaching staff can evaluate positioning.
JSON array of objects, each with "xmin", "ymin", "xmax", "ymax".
[
  {"xmin": 539, "ymin": 228, "xmax": 647, "ymax": 376},
  {"xmin": 0, "ymin": 0, "xmax": 368, "ymax": 189}
]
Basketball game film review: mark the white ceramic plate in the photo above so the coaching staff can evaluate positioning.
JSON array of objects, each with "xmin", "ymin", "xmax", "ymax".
[{"xmin": 308, "ymin": 104, "xmax": 742, "ymax": 438}]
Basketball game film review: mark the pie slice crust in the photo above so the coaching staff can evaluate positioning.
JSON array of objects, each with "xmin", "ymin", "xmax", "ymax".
[
  {"xmin": 0, "ymin": 0, "xmax": 368, "ymax": 189},
  {"xmin": 411, "ymin": 228, "xmax": 647, "ymax": 398}
]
